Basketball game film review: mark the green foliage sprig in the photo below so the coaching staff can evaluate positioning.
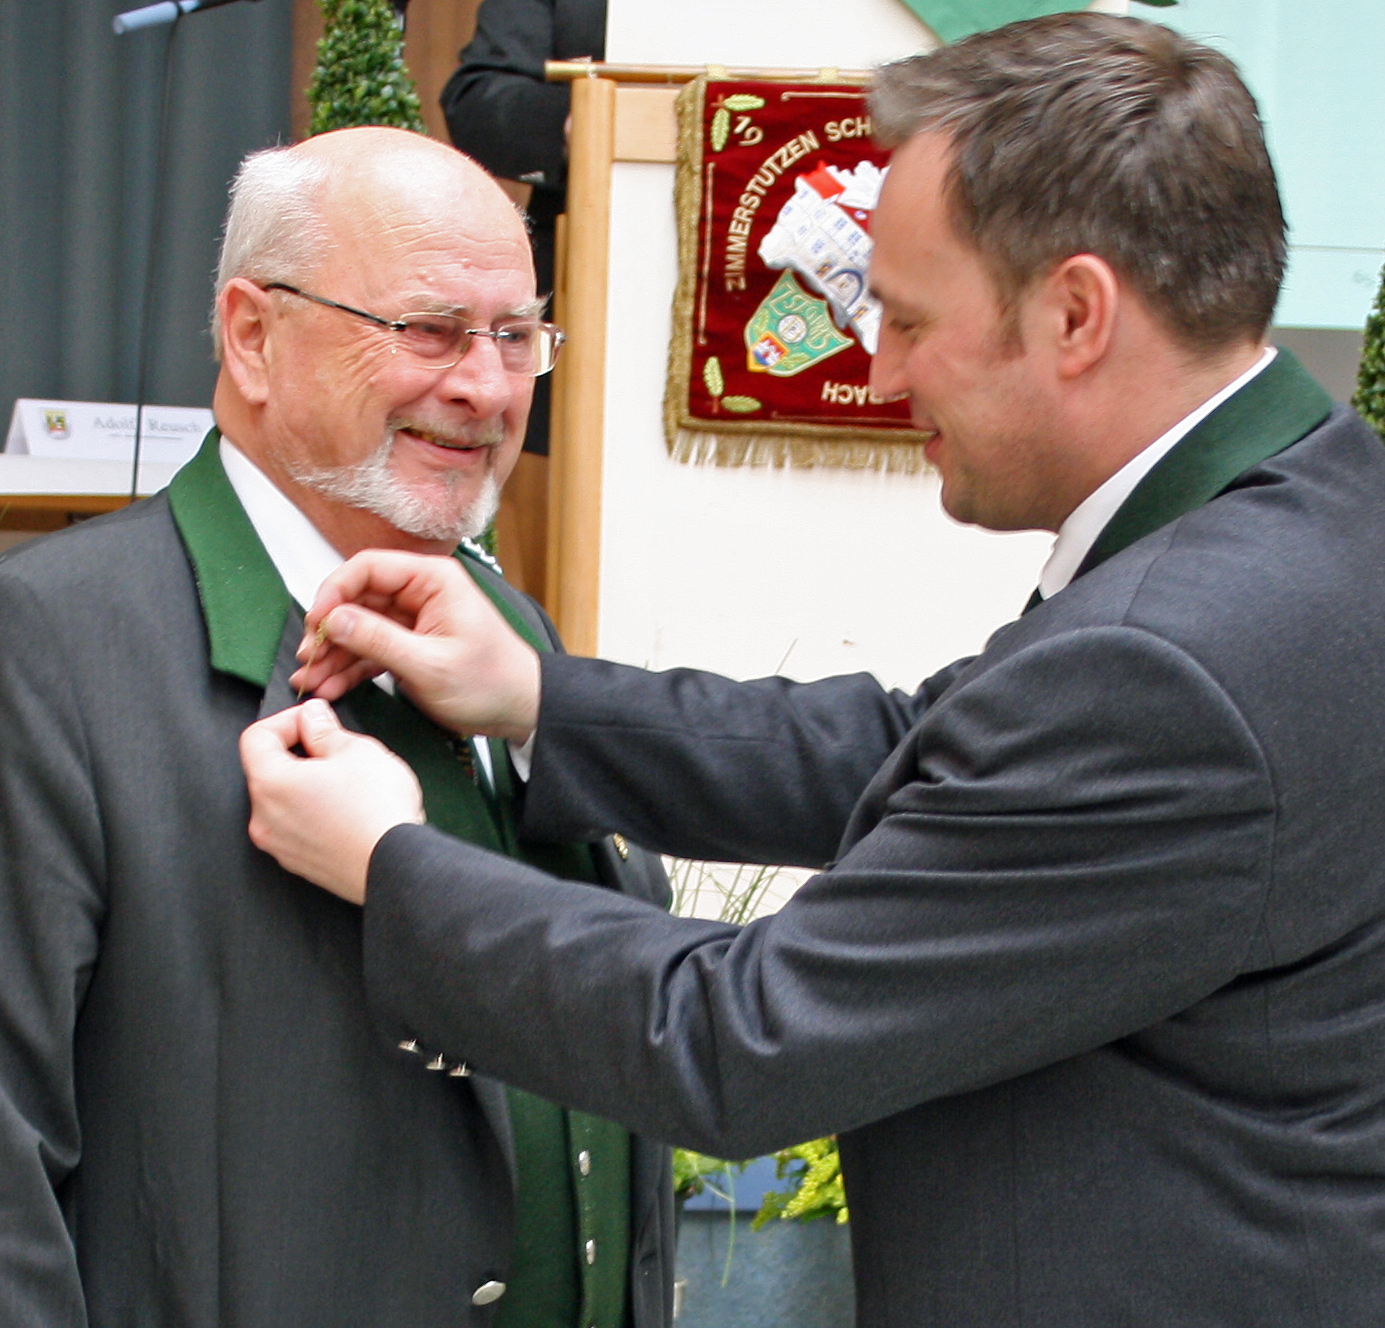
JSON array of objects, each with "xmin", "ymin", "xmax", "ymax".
[
  {"xmin": 753, "ymin": 1137, "xmax": 848, "ymax": 1228},
  {"xmin": 1353, "ymin": 263, "xmax": 1385, "ymax": 442},
  {"xmin": 673, "ymin": 1148, "xmax": 744, "ymax": 1202},
  {"xmin": 308, "ymin": 0, "xmax": 425, "ymax": 136}
]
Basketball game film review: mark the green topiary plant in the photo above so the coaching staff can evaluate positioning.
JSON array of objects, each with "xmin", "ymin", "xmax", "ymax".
[
  {"xmin": 308, "ymin": 0, "xmax": 425, "ymax": 136},
  {"xmin": 1352, "ymin": 264, "xmax": 1385, "ymax": 441}
]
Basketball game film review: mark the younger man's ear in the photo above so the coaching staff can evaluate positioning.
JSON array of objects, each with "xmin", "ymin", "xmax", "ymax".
[{"xmin": 1045, "ymin": 253, "xmax": 1119, "ymax": 380}]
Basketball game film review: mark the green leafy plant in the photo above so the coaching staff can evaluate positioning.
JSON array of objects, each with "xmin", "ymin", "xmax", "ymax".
[
  {"xmin": 673, "ymin": 1148, "xmax": 742, "ymax": 1201},
  {"xmin": 1353, "ymin": 262, "xmax": 1385, "ymax": 441},
  {"xmin": 753, "ymin": 1137, "xmax": 848, "ymax": 1228},
  {"xmin": 308, "ymin": 0, "xmax": 425, "ymax": 136},
  {"xmin": 673, "ymin": 1148, "xmax": 748, "ymax": 1285}
]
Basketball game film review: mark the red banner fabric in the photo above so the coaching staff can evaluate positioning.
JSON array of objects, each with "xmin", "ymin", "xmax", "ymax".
[{"xmin": 665, "ymin": 77, "xmax": 926, "ymax": 462}]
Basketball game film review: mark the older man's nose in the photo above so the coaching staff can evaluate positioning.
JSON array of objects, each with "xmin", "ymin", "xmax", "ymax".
[{"xmin": 439, "ymin": 333, "xmax": 515, "ymax": 416}]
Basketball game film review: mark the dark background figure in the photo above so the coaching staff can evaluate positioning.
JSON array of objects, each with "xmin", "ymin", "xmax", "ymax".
[{"xmin": 441, "ymin": 0, "xmax": 607, "ymax": 459}]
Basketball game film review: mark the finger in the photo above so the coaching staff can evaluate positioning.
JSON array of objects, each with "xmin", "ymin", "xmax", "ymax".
[
  {"xmin": 295, "ymin": 698, "xmax": 355, "ymax": 757},
  {"xmin": 314, "ymin": 603, "xmax": 440, "ymax": 681},
  {"xmin": 293, "ymin": 634, "xmax": 381, "ymax": 685},
  {"xmin": 302, "ymin": 551, "xmax": 458, "ymax": 644},
  {"xmin": 290, "ymin": 654, "xmax": 382, "ymax": 702},
  {"xmin": 239, "ymin": 707, "xmax": 308, "ymax": 776}
]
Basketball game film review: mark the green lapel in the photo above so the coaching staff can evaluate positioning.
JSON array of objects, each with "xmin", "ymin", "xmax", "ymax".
[
  {"xmin": 1076, "ymin": 349, "xmax": 1333, "ymax": 580},
  {"xmin": 168, "ymin": 429, "xmax": 292, "ymax": 688}
]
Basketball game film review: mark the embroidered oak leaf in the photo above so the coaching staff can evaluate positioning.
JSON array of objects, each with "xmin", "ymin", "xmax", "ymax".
[
  {"xmin": 722, "ymin": 95, "xmax": 766, "ymax": 112},
  {"xmin": 702, "ymin": 356, "xmax": 725, "ymax": 398},
  {"xmin": 710, "ymin": 107, "xmax": 731, "ymax": 152},
  {"xmin": 721, "ymin": 395, "xmax": 762, "ymax": 413}
]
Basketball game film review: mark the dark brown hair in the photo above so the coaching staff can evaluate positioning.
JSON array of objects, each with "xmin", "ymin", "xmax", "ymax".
[{"xmin": 870, "ymin": 14, "xmax": 1285, "ymax": 350}]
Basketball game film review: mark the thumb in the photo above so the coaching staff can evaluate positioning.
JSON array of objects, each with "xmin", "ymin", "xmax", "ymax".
[
  {"xmin": 321, "ymin": 604, "xmax": 427, "ymax": 676},
  {"xmin": 297, "ymin": 698, "xmax": 353, "ymax": 757}
]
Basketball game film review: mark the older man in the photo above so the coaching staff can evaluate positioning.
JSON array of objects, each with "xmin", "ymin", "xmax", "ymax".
[
  {"xmin": 0, "ymin": 127, "xmax": 671, "ymax": 1327},
  {"xmin": 243, "ymin": 17, "xmax": 1385, "ymax": 1328}
]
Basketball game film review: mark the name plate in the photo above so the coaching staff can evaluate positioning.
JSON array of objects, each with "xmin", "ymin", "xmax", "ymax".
[{"xmin": 5, "ymin": 398, "xmax": 213, "ymax": 466}]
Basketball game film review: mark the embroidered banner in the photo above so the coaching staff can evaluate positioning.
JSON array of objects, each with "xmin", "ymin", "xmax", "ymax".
[{"xmin": 664, "ymin": 76, "xmax": 930, "ymax": 472}]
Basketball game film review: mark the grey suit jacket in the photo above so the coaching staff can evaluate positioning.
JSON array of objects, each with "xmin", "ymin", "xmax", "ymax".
[
  {"xmin": 0, "ymin": 489, "xmax": 672, "ymax": 1327},
  {"xmin": 361, "ymin": 400, "xmax": 1385, "ymax": 1326}
]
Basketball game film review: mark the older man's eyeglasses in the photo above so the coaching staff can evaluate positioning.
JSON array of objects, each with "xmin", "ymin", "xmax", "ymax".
[{"xmin": 262, "ymin": 282, "xmax": 565, "ymax": 377}]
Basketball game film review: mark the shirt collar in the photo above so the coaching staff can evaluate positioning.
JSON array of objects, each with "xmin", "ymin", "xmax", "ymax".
[{"xmin": 1038, "ymin": 346, "xmax": 1277, "ymax": 600}]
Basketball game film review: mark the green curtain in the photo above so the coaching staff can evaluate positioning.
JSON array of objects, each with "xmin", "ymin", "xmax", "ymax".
[
  {"xmin": 0, "ymin": 0, "xmax": 292, "ymax": 423},
  {"xmin": 898, "ymin": 0, "xmax": 1173, "ymax": 45}
]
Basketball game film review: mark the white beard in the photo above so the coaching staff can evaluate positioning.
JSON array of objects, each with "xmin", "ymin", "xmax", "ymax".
[{"xmin": 288, "ymin": 431, "xmax": 502, "ymax": 543}]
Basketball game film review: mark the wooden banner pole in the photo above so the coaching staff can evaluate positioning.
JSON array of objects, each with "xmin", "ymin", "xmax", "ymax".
[
  {"xmin": 546, "ymin": 60, "xmax": 870, "ymax": 84},
  {"xmin": 547, "ymin": 74, "xmax": 616, "ymax": 656}
]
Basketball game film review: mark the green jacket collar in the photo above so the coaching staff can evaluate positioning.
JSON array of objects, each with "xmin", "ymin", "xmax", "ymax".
[
  {"xmin": 169, "ymin": 429, "xmax": 293, "ymax": 688},
  {"xmin": 1076, "ymin": 348, "xmax": 1333, "ymax": 580}
]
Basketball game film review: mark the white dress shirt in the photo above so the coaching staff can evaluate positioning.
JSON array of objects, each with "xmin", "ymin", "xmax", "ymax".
[
  {"xmin": 218, "ymin": 437, "xmax": 503, "ymax": 786},
  {"xmin": 1036, "ymin": 347, "xmax": 1277, "ymax": 600}
]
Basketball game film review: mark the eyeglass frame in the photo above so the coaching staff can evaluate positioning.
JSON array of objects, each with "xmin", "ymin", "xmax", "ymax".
[{"xmin": 259, "ymin": 282, "xmax": 566, "ymax": 377}]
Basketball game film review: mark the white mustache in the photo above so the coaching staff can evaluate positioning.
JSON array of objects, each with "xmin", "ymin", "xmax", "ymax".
[{"xmin": 389, "ymin": 420, "xmax": 505, "ymax": 450}]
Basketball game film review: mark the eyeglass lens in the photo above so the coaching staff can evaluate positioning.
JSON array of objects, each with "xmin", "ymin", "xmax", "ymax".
[{"xmin": 398, "ymin": 314, "xmax": 562, "ymax": 376}]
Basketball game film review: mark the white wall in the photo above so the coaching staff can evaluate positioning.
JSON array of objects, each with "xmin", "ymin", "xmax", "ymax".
[
  {"xmin": 598, "ymin": 164, "xmax": 1050, "ymax": 691},
  {"xmin": 594, "ymin": 0, "xmax": 1136, "ymax": 688},
  {"xmin": 1156, "ymin": 0, "xmax": 1385, "ymax": 331}
]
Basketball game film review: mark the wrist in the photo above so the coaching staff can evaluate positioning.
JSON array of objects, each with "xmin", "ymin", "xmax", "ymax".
[{"xmin": 494, "ymin": 645, "xmax": 541, "ymax": 743}]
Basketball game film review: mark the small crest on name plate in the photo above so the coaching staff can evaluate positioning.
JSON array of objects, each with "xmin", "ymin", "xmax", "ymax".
[{"xmin": 43, "ymin": 409, "xmax": 69, "ymax": 439}]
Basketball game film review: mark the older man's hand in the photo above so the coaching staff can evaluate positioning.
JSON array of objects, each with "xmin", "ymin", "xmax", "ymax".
[
  {"xmin": 240, "ymin": 700, "xmax": 425, "ymax": 904},
  {"xmin": 291, "ymin": 551, "xmax": 542, "ymax": 743}
]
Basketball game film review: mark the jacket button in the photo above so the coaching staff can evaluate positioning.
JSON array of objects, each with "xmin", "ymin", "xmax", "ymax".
[
  {"xmin": 397, "ymin": 1039, "xmax": 422, "ymax": 1054},
  {"xmin": 612, "ymin": 833, "xmax": 629, "ymax": 860},
  {"xmin": 471, "ymin": 1280, "xmax": 507, "ymax": 1306},
  {"xmin": 578, "ymin": 1149, "xmax": 592, "ymax": 1177},
  {"xmin": 585, "ymin": 1238, "xmax": 597, "ymax": 1265}
]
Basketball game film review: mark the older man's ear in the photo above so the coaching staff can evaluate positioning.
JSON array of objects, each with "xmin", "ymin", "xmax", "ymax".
[{"xmin": 217, "ymin": 277, "xmax": 275, "ymax": 406}]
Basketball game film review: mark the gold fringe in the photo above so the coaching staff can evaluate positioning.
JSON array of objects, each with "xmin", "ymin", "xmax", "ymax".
[
  {"xmin": 663, "ymin": 77, "xmax": 709, "ymax": 455},
  {"xmin": 663, "ymin": 74, "xmax": 927, "ymax": 471},
  {"xmin": 671, "ymin": 428, "xmax": 930, "ymax": 474}
]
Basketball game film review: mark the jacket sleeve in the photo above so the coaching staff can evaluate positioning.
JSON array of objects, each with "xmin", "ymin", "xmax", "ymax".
[
  {"xmin": 521, "ymin": 653, "xmax": 955, "ymax": 867},
  {"xmin": 364, "ymin": 625, "xmax": 1276, "ymax": 1159},
  {"xmin": 0, "ymin": 572, "xmax": 105, "ymax": 1325},
  {"xmin": 440, "ymin": 0, "xmax": 574, "ymax": 193},
  {"xmin": 465, "ymin": 558, "xmax": 674, "ymax": 911}
]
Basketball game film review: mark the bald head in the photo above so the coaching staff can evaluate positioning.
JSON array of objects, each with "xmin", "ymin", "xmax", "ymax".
[{"xmin": 214, "ymin": 127, "xmax": 527, "ymax": 356}]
